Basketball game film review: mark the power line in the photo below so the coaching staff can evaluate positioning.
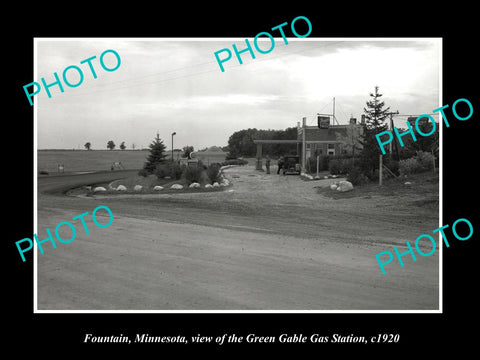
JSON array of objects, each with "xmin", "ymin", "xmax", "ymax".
[
  {"xmin": 317, "ymin": 99, "xmax": 332, "ymax": 114},
  {"xmin": 71, "ymin": 59, "xmax": 217, "ymax": 91},
  {"xmin": 394, "ymin": 113, "xmax": 439, "ymax": 117},
  {"xmin": 66, "ymin": 66, "xmax": 220, "ymax": 98},
  {"xmin": 56, "ymin": 41, "xmax": 346, "ymax": 99},
  {"xmin": 335, "ymin": 101, "xmax": 350, "ymax": 124},
  {"xmin": 307, "ymin": 99, "xmax": 333, "ymax": 126}
]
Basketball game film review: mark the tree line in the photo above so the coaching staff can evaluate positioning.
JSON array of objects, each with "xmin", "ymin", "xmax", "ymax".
[
  {"xmin": 84, "ymin": 141, "xmax": 129, "ymax": 150},
  {"xmin": 226, "ymin": 127, "xmax": 298, "ymax": 159},
  {"xmin": 225, "ymin": 86, "xmax": 438, "ymax": 181}
]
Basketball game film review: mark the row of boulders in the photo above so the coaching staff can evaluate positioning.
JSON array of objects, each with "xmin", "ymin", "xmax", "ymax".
[
  {"xmin": 90, "ymin": 177, "xmax": 231, "ymax": 193},
  {"xmin": 330, "ymin": 180, "xmax": 354, "ymax": 192},
  {"xmin": 301, "ymin": 172, "xmax": 340, "ymax": 181},
  {"xmin": 300, "ymin": 172, "xmax": 314, "ymax": 180},
  {"xmin": 298, "ymin": 172, "xmax": 353, "ymax": 192}
]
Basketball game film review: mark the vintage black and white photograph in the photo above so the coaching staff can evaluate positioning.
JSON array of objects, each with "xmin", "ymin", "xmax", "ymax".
[{"xmin": 34, "ymin": 38, "xmax": 441, "ymax": 311}]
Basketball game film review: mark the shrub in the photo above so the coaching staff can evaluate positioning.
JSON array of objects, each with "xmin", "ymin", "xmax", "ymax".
[
  {"xmin": 183, "ymin": 164, "xmax": 203, "ymax": 184},
  {"xmin": 328, "ymin": 158, "xmax": 354, "ymax": 175},
  {"xmin": 347, "ymin": 166, "xmax": 369, "ymax": 185},
  {"xmin": 319, "ymin": 155, "xmax": 330, "ymax": 171},
  {"xmin": 384, "ymin": 158, "xmax": 399, "ymax": 176},
  {"xmin": 398, "ymin": 151, "xmax": 435, "ymax": 176},
  {"xmin": 340, "ymin": 158, "xmax": 354, "ymax": 174},
  {"xmin": 416, "ymin": 151, "xmax": 435, "ymax": 171},
  {"xmin": 154, "ymin": 162, "xmax": 184, "ymax": 180},
  {"xmin": 138, "ymin": 168, "xmax": 149, "ymax": 177},
  {"xmin": 171, "ymin": 163, "xmax": 184, "ymax": 180},
  {"xmin": 307, "ymin": 157, "xmax": 316, "ymax": 173},
  {"xmin": 221, "ymin": 159, "xmax": 248, "ymax": 166},
  {"xmin": 399, "ymin": 157, "xmax": 423, "ymax": 175},
  {"xmin": 206, "ymin": 163, "xmax": 222, "ymax": 184},
  {"xmin": 329, "ymin": 159, "xmax": 341, "ymax": 175},
  {"xmin": 154, "ymin": 163, "xmax": 169, "ymax": 179}
]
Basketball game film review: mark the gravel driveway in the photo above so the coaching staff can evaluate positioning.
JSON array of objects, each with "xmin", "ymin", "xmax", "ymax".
[{"xmin": 36, "ymin": 165, "xmax": 439, "ymax": 310}]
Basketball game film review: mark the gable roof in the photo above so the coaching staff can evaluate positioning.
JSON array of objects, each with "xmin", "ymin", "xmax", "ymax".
[{"xmin": 300, "ymin": 125, "xmax": 354, "ymax": 142}]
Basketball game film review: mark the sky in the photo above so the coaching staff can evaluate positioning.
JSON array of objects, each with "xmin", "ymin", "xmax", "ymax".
[{"xmin": 35, "ymin": 38, "xmax": 441, "ymax": 150}]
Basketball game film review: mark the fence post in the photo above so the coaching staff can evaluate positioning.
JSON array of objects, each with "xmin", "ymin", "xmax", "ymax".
[{"xmin": 379, "ymin": 155, "xmax": 383, "ymax": 186}]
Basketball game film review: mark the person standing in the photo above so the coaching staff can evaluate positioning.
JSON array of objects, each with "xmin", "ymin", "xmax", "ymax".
[
  {"xmin": 265, "ymin": 155, "xmax": 271, "ymax": 174},
  {"xmin": 277, "ymin": 156, "xmax": 284, "ymax": 174}
]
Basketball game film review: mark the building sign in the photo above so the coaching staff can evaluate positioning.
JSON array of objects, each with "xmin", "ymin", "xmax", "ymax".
[{"xmin": 317, "ymin": 116, "xmax": 330, "ymax": 129}]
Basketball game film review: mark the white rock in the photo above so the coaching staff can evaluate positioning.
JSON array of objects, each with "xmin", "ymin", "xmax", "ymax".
[
  {"xmin": 189, "ymin": 182, "xmax": 200, "ymax": 188},
  {"xmin": 134, "ymin": 185, "xmax": 143, "ymax": 191},
  {"xmin": 324, "ymin": 176, "xmax": 329, "ymax": 179},
  {"xmin": 330, "ymin": 184, "xmax": 338, "ymax": 190},
  {"xmin": 336, "ymin": 180, "xmax": 354, "ymax": 192},
  {"xmin": 93, "ymin": 186, "xmax": 106, "ymax": 192},
  {"xmin": 153, "ymin": 185, "xmax": 164, "ymax": 191},
  {"xmin": 171, "ymin": 184, "xmax": 183, "ymax": 190},
  {"xmin": 205, "ymin": 184, "xmax": 213, "ymax": 188},
  {"xmin": 116, "ymin": 185, "xmax": 127, "ymax": 191},
  {"xmin": 212, "ymin": 182, "xmax": 220, "ymax": 188},
  {"xmin": 332, "ymin": 174, "xmax": 337, "ymax": 178},
  {"xmin": 404, "ymin": 182, "xmax": 412, "ymax": 185},
  {"xmin": 221, "ymin": 179, "xmax": 230, "ymax": 186}
]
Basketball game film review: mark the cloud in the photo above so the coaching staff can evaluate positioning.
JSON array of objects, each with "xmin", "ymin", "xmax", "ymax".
[{"xmin": 36, "ymin": 38, "xmax": 441, "ymax": 149}]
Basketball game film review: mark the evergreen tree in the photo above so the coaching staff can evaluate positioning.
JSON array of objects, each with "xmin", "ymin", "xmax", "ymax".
[
  {"xmin": 364, "ymin": 85, "xmax": 390, "ymax": 129},
  {"xmin": 143, "ymin": 132, "xmax": 167, "ymax": 173},
  {"xmin": 358, "ymin": 86, "xmax": 391, "ymax": 177}
]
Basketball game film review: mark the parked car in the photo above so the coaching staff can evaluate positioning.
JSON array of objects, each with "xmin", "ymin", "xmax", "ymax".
[{"xmin": 282, "ymin": 155, "xmax": 301, "ymax": 175}]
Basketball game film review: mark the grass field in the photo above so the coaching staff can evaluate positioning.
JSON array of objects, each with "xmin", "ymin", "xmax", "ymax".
[
  {"xmin": 37, "ymin": 150, "xmax": 241, "ymax": 174},
  {"xmin": 37, "ymin": 149, "xmax": 149, "ymax": 173}
]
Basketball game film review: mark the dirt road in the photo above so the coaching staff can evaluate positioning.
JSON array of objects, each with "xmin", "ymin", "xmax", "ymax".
[{"xmin": 36, "ymin": 165, "xmax": 439, "ymax": 310}]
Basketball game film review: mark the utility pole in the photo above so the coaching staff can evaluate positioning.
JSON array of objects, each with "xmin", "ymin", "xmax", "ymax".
[
  {"xmin": 332, "ymin": 97, "xmax": 335, "ymax": 126},
  {"xmin": 301, "ymin": 117, "xmax": 306, "ymax": 174},
  {"xmin": 389, "ymin": 113, "xmax": 393, "ymax": 154},
  {"xmin": 171, "ymin": 131, "xmax": 176, "ymax": 162},
  {"xmin": 386, "ymin": 111, "xmax": 399, "ymax": 158},
  {"xmin": 379, "ymin": 155, "xmax": 383, "ymax": 186},
  {"xmin": 332, "ymin": 97, "xmax": 340, "ymax": 125}
]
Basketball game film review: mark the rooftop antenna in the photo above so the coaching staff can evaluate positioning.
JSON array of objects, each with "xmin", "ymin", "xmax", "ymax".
[
  {"xmin": 332, "ymin": 97, "xmax": 339, "ymax": 125},
  {"xmin": 333, "ymin": 97, "xmax": 335, "ymax": 125}
]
